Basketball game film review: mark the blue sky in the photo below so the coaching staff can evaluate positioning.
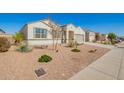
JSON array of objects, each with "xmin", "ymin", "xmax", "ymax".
[{"xmin": 0, "ymin": 13, "xmax": 124, "ymax": 36}]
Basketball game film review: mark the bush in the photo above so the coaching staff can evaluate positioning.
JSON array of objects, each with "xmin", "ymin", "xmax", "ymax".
[
  {"xmin": 71, "ymin": 48, "xmax": 80, "ymax": 52},
  {"xmin": 38, "ymin": 55, "xmax": 52, "ymax": 62},
  {"xmin": 0, "ymin": 37, "xmax": 11, "ymax": 52},
  {"xmin": 100, "ymin": 40, "xmax": 112, "ymax": 45},
  {"xmin": 16, "ymin": 44, "xmax": 32, "ymax": 52},
  {"xmin": 89, "ymin": 49, "xmax": 97, "ymax": 53}
]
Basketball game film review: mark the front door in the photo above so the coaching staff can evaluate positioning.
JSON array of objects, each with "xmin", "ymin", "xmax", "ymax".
[{"xmin": 61, "ymin": 31, "xmax": 66, "ymax": 43}]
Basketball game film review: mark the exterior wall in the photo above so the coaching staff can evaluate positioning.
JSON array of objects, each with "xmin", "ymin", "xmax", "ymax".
[
  {"xmin": 75, "ymin": 27, "xmax": 85, "ymax": 43},
  {"xmin": 25, "ymin": 39, "xmax": 61, "ymax": 46},
  {"xmin": 21, "ymin": 21, "xmax": 58, "ymax": 46},
  {"xmin": 20, "ymin": 25, "xmax": 28, "ymax": 39},
  {"xmin": 85, "ymin": 32, "xmax": 89, "ymax": 42},
  {"xmin": 27, "ymin": 21, "xmax": 52, "ymax": 39},
  {"xmin": 65, "ymin": 24, "xmax": 76, "ymax": 43},
  {"xmin": 85, "ymin": 31, "xmax": 96, "ymax": 42},
  {"xmin": 89, "ymin": 32, "xmax": 96, "ymax": 42},
  {"xmin": 42, "ymin": 19, "xmax": 56, "ymax": 26},
  {"xmin": 65, "ymin": 24, "xmax": 85, "ymax": 44}
]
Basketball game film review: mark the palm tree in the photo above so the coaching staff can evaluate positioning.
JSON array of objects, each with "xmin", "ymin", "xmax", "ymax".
[
  {"xmin": 107, "ymin": 32, "xmax": 117, "ymax": 44},
  {"xmin": 13, "ymin": 32, "xmax": 24, "ymax": 44}
]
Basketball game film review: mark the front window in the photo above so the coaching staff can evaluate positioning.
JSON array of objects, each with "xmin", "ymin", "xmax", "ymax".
[
  {"xmin": 52, "ymin": 30, "xmax": 62, "ymax": 38},
  {"xmin": 34, "ymin": 28, "xmax": 47, "ymax": 38}
]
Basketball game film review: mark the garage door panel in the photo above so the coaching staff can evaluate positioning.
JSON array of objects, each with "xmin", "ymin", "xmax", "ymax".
[{"xmin": 75, "ymin": 34, "xmax": 84, "ymax": 43}]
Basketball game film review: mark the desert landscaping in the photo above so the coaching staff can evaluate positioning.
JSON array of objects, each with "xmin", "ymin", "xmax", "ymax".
[
  {"xmin": 0, "ymin": 16, "xmax": 122, "ymax": 80},
  {"xmin": 0, "ymin": 44, "xmax": 109, "ymax": 80}
]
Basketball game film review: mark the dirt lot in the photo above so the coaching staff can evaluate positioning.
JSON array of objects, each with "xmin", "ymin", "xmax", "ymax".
[{"xmin": 0, "ymin": 44, "xmax": 110, "ymax": 80}]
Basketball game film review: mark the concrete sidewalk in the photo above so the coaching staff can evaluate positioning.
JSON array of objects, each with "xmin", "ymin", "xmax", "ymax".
[{"xmin": 70, "ymin": 43, "xmax": 124, "ymax": 80}]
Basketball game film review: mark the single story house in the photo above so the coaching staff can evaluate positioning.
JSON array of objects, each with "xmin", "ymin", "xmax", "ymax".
[
  {"xmin": 85, "ymin": 30, "xmax": 96, "ymax": 42},
  {"xmin": 20, "ymin": 19, "xmax": 85, "ymax": 46},
  {"xmin": 95, "ymin": 32, "xmax": 108, "ymax": 41},
  {"xmin": 100, "ymin": 34, "xmax": 108, "ymax": 41}
]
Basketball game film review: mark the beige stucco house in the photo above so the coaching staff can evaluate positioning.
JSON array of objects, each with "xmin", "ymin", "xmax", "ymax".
[
  {"xmin": 20, "ymin": 19, "xmax": 85, "ymax": 46},
  {"xmin": 85, "ymin": 30, "xmax": 96, "ymax": 42},
  {"xmin": 95, "ymin": 32, "xmax": 108, "ymax": 41}
]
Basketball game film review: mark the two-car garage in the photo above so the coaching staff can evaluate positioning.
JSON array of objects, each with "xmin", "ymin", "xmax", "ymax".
[{"xmin": 75, "ymin": 34, "xmax": 85, "ymax": 44}]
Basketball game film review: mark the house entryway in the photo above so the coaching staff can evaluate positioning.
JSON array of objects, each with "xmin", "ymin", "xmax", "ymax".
[
  {"xmin": 68, "ymin": 31, "xmax": 74, "ymax": 42},
  {"xmin": 61, "ymin": 31, "xmax": 66, "ymax": 43}
]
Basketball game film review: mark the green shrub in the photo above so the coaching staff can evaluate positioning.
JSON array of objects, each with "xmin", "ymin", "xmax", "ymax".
[
  {"xmin": 0, "ymin": 37, "xmax": 11, "ymax": 52},
  {"xmin": 71, "ymin": 48, "xmax": 80, "ymax": 52},
  {"xmin": 16, "ymin": 44, "xmax": 32, "ymax": 52},
  {"xmin": 38, "ymin": 55, "xmax": 52, "ymax": 62}
]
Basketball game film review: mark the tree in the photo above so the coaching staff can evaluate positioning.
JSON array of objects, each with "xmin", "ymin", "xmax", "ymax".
[
  {"xmin": 54, "ymin": 24, "xmax": 62, "ymax": 51},
  {"xmin": 47, "ymin": 18, "xmax": 62, "ymax": 51},
  {"xmin": 107, "ymin": 32, "xmax": 117, "ymax": 44},
  {"xmin": 95, "ymin": 33, "xmax": 101, "ymax": 41},
  {"xmin": 13, "ymin": 32, "xmax": 24, "ymax": 44}
]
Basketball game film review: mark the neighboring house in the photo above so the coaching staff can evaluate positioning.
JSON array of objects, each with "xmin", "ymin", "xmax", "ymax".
[
  {"xmin": 95, "ymin": 32, "xmax": 101, "ymax": 41},
  {"xmin": 85, "ymin": 30, "xmax": 96, "ymax": 42},
  {"xmin": 95, "ymin": 33, "xmax": 108, "ymax": 41},
  {"xmin": 0, "ymin": 28, "xmax": 14, "ymax": 44},
  {"xmin": 20, "ymin": 19, "xmax": 85, "ymax": 46},
  {"xmin": 100, "ymin": 34, "xmax": 108, "ymax": 41}
]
